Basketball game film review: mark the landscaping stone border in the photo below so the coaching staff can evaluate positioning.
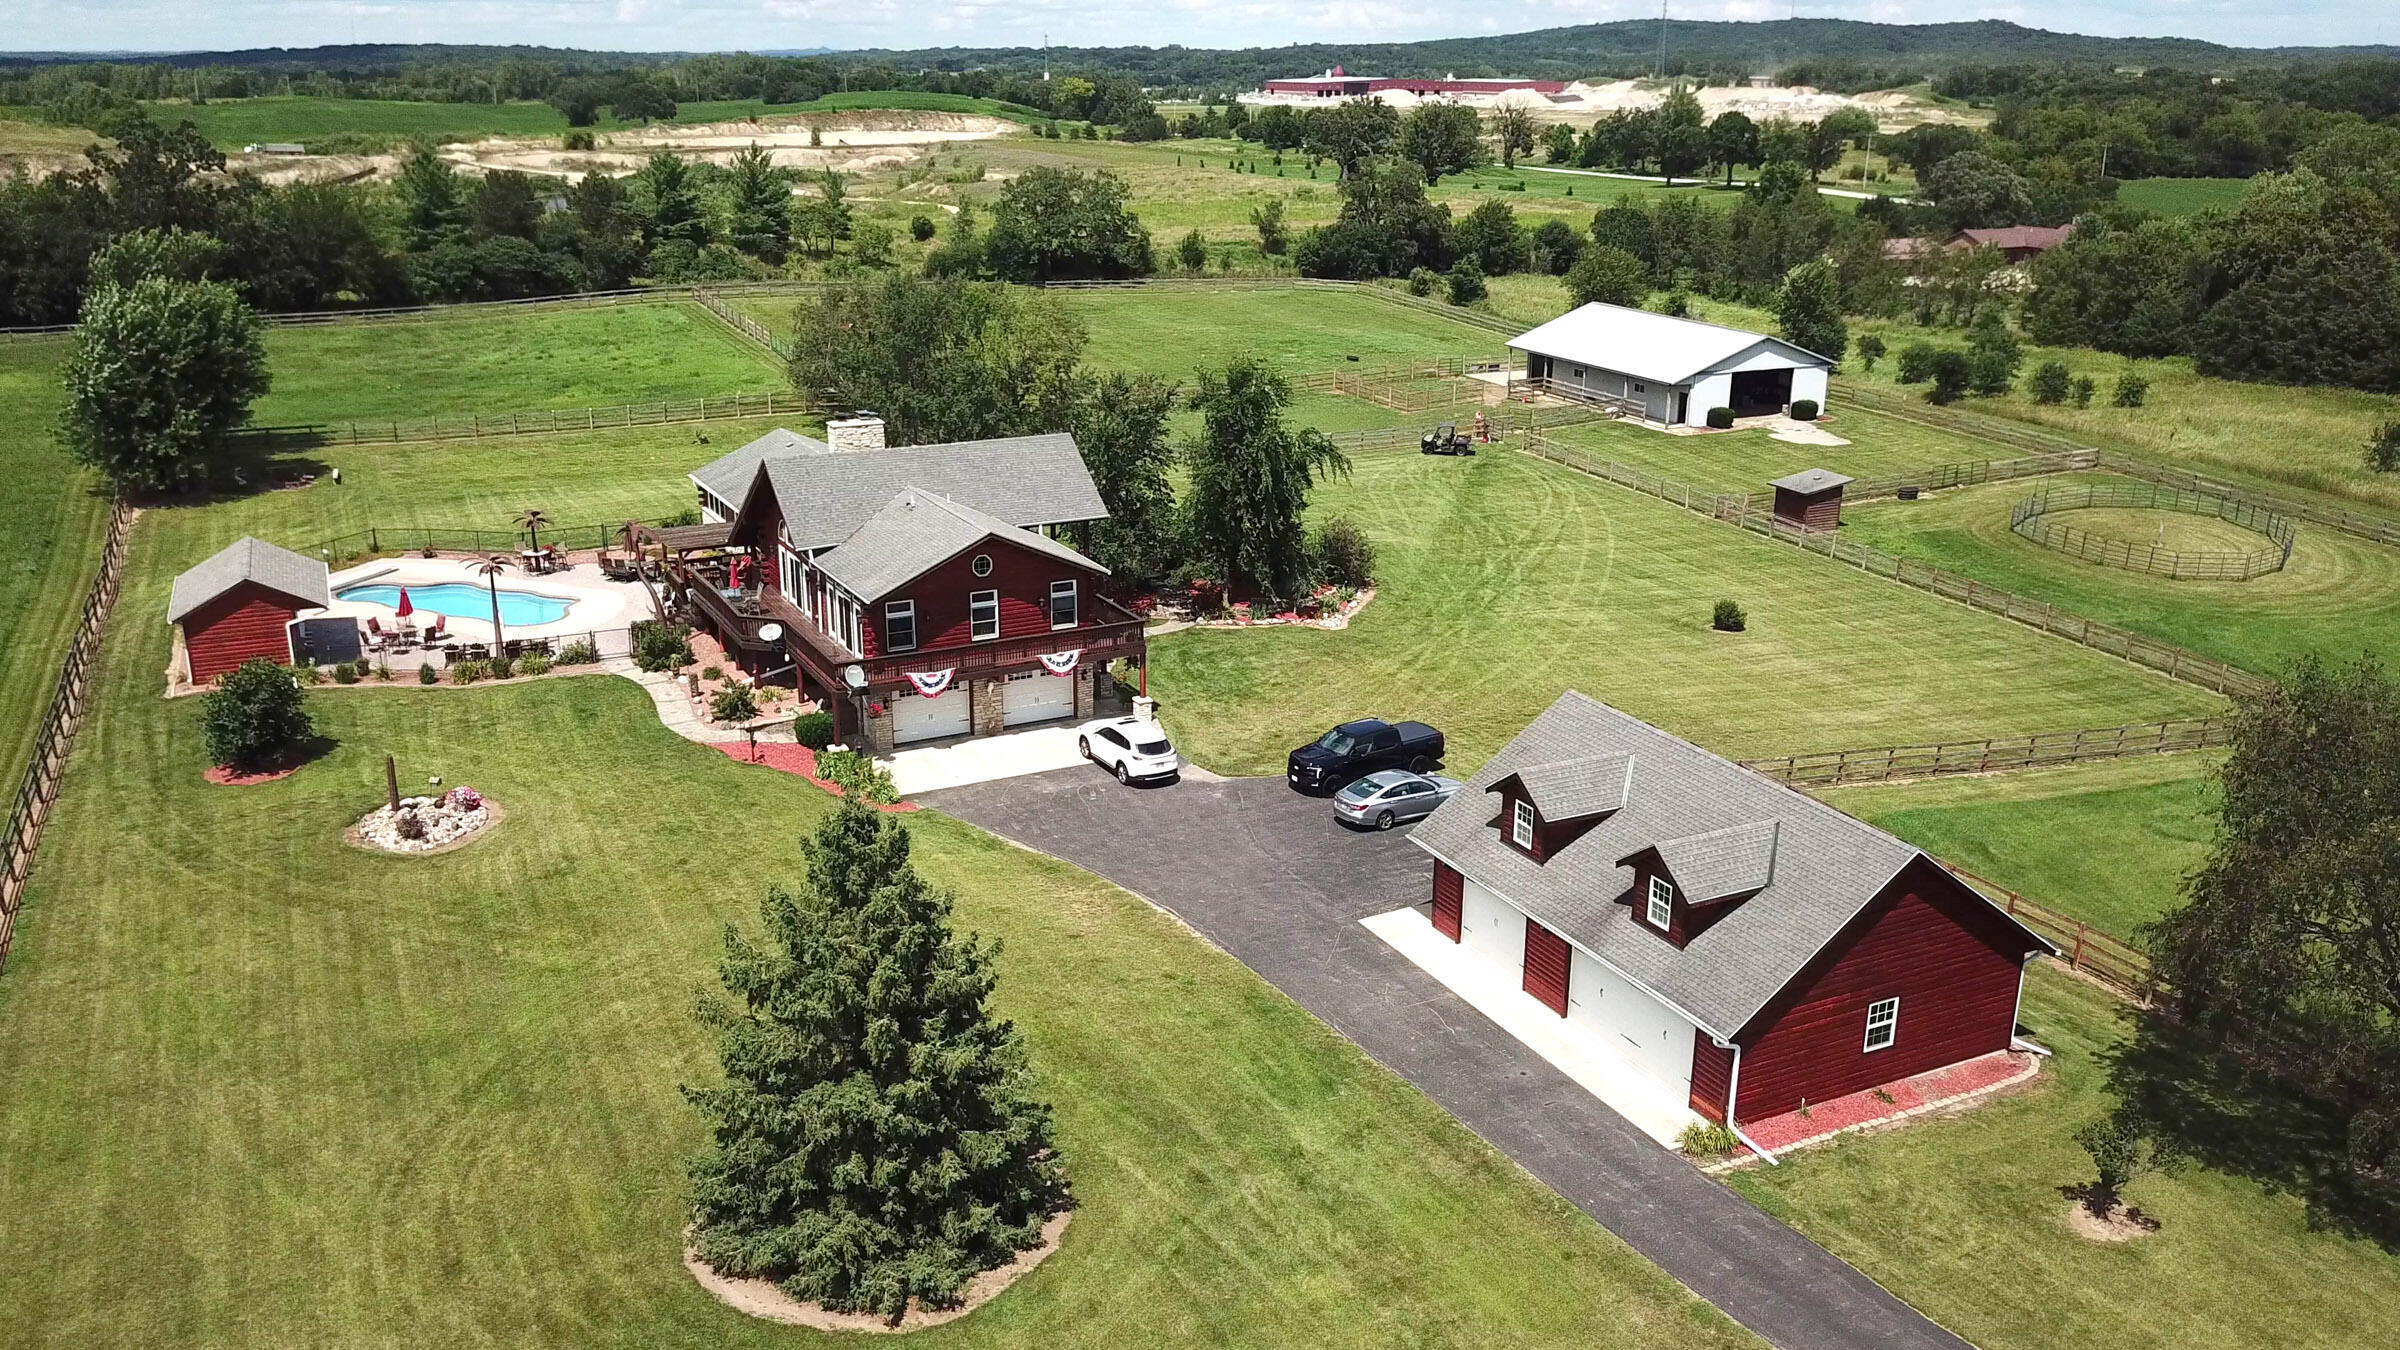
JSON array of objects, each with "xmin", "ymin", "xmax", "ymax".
[{"xmin": 684, "ymin": 1209, "xmax": 1069, "ymax": 1334}]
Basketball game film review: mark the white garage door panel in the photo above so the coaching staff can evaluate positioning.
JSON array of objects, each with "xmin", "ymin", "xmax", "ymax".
[
  {"xmin": 1002, "ymin": 671, "xmax": 1075, "ymax": 727},
  {"xmin": 892, "ymin": 688, "xmax": 971, "ymax": 744},
  {"xmin": 1567, "ymin": 948, "xmax": 1693, "ymax": 1100},
  {"xmin": 1459, "ymin": 880, "xmax": 1525, "ymax": 971}
]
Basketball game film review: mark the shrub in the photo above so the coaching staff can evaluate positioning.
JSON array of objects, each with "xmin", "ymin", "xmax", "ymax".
[
  {"xmin": 563, "ymin": 130, "xmax": 595, "ymax": 151},
  {"xmin": 374, "ymin": 661, "xmax": 392, "ymax": 682},
  {"xmin": 2071, "ymin": 374, "xmax": 2097, "ymax": 408},
  {"xmin": 1712, "ymin": 599, "xmax": 1747, "ymax": 632},
  {"xmin": 909, "ymin": 214, "xmax": 937, "ymax": 242},
  {"xmin": 395, "ymin": 810, "xmax": 428, "ymax": 841},
  {"xmin": 1406, "ymin": 265, "xmax": 1439, "ymax": 297},
  {"xmin": 1926, "ymin": 350, "xmax": 1973, "ymax": 404},
  {"xmin": 2031, "ymin": 360, "xmax": 2072, "ymax": 405},
  {"xmin": 792, "ymin": 710, "xmax": 836, "ymax": 749},
  {"xmin": 1177, "ymin": 229, "xmax": 1207, "ymax": 272},
  {"xmin": 1896, "ymin": 342, "xmax": 1939, "ymax": 384},
  {"xmin": 291, "ymin": 661, "xmax": 324, "ymax": 685},
  {"xmin": 1313, "ymin": 516, "xmax": 1377, "ymax": 588},
  {"xmin": 1789, "ymin": 398, "xmax": 1818, "ymax": 421},
  {"xmin": 201, "ymin": 658, "xmax": 314, "ymax": 771},
  {"xmin": 554, "ymin": 639, "xmax": 599, "ymax": 665},
  {"xmin": 1705, "ymin": 406, "xmax": 1735, "ymax": 429},
  {"xmin": 449, "ymin": 659, "xmax": 489, "ymax": 684},
  {"xmin": 701, "ymin": 665, "xmax": 725, "ymax": 682},
  {"xmin": 1654, "ymin": 291, "xmax": 1691, "ymax": 318},
  {"xmin": 2112, "ymin": 372, "xmax": 2150, "ymax": 408},
  {"xmin": 487, "ymin": 655, "xmax": 513, "ymax": 680},
  {"xmin": 1678, "ymin": 1120, "xmax": 1739, "ymax": 1158},
  {"xmin": 332, "ymin": 661, "xmax": 359, "ymax": 685},
  {"xmin": 2367, "ymin": 420, "xmax": 2400, "ymax": 473},
  {"xmin": 1856, "ymin": 334, "xmax": 1886, "ymax": 370},
  {"xmin": 1445, "ymin": 260, "xmax": 1486, "ymax": 305},
  {"xmin": 418, "ymin": 662, "xmax": 438, "ymax": 685},
  {"xmin": 712, "ymin": 683, "xmax": 759, "ymax": 723},
  {"xmin": 516, "ymin": 650, "xmax": 552, "ymax": 676},
  {"xmin": 632, "ymin": 619, "xmax": 694, "ymax": 672},
  {"xmin": 816, "ymin": 748, "xmax": 899, "ymax": 804}
]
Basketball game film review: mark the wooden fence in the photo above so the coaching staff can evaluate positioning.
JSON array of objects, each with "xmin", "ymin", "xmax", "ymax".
[
  {"xmin": 691, "ymin": 287, "xmax": 791, "ymax": 359},
  {"xmin": 1325, "ymin": 403, "xmax": 1608, "ymax": 454},
  {"xmin": 2010, "ymin": 481, "xmax": 2296, "ymax": 581},
  {"xmin": 0, "ymin": 498, "xmax": 134, "ymax": 977},
  {"xmin": 1738, "ymin": 716, "xmax": 2232, "ymax": 787},
  {"xmin": 1939, "ymin": 862, "xmax": 2154, "ymax": 1002},
  {"xmin": 236, "ymin": 390, "xmax": 817, "ymax": 448},
  {"xmin": 302, "ymin": 514, "xmax": 697, "ymax": 567},
  {"xmin": 1519, "ymin": 428, "xmax": 2273, "ymax": 699}
]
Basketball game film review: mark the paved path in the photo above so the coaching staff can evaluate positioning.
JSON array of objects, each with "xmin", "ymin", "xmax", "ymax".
[{"xmin": 919, "ymin": 768, "xmax": 1971, "ymax": 1350}]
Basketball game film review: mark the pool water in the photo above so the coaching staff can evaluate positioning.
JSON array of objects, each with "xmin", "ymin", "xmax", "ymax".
[{"xmin": 336, "ymin": 582, "xmax": 573, "ymax": 626}]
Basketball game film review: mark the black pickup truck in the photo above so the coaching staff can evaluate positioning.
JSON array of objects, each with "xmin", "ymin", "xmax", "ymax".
[{"xmin": 1287, "ymin": 719, "xmax": 1446, "ymax": 794}]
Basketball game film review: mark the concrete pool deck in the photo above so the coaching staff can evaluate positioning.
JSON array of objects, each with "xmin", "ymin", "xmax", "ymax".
[{"xmin": 325, "ymin": 556, "xmax": 652, "ymax": 655}]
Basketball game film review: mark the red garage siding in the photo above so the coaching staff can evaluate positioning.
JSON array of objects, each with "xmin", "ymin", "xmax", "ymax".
[
  {"xmin": 864, "ymin": 533, "xmax": 1093, "ymax": 658},
  {"xmin": 1522, "ymin": 919, "xmax": 1570, "ymax": 1015},
  {"xmin": 184, "ymin": 583, "xmax": 301, "ymax": 683},
  {"xmin": 1431, "ymin": 862, "xmax": 1462, "ymax": 940},
  {"xmin": 1688, "ymin": 1033, "xmax": 1733, "ymax": 1122},
  {"xmin": 1732, "ymin": 857, "xmax": 2031, "ymax": 1120}
]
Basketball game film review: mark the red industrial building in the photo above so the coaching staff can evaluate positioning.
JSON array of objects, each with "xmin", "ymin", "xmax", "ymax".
[{"xmin": 167, "ymin": 536, "xmax": 332, "ymax": 685}]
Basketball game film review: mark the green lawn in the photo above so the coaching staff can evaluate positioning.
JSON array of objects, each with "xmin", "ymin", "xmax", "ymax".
[
  {"xmin": 2116, "ymin": 178, "xmax": 2252, "ymax": 216},
  {"xmin": 0, "ymin": 340, "xmax": 110, "ymax": 794},
  {"xmin": 256, "ymin": 302, "xmax": 784, "ymax": 427},
  {"xmin": 1147, "ymin": 448, "xmax": 2222, "ymax": 777},
  {"xmin": 1539, "ymin": 405, "xmax": 1995, "ymax": 498},
  {"xmin": 1821, "ymin": 752, "xmax": 2220, "ymax": 943},
  {"xmin": 1841, "ymin": 471, "xmax": 2400, "ymax": 676},
  {"xmin": 0, "ymin": 507, "xmax": 1753, "ymax": 1348},
  {"xmin": 1727, "ymin": 963, "xmax": 2400, "ymax": 1350}
]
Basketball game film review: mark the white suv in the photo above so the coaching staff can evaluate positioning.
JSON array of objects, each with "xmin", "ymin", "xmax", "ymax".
[{"xmin": 1078, "ymin": 717, "xmax": 1181, "ymax": 785}]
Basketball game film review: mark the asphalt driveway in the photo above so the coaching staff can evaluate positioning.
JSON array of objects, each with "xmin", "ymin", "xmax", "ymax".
[{"xmin": 920, "ymin": 766, "xmax": 1970, "ymax": 1350}]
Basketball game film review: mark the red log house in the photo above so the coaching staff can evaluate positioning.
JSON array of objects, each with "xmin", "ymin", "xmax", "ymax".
[
  {"xmin": 1412, "ymin": 691, "xmax": 2054, "ymax": 1146},
  {"xmin": 166, "ymin": 536, "xmax": 332, "ymax": 685},
  {"xmin": 662, "ymin": 420, "xmax": 1144, "ymax": 752}
]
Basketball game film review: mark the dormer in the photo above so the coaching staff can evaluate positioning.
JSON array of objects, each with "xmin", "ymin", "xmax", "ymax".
[
  {"xmin": 1484, "ymin": 752, "xmax": 1634, "ymax": 862},
  {"xmin": 1615, "ymin": 820, "xmax": 1780, "ymax": 947}
]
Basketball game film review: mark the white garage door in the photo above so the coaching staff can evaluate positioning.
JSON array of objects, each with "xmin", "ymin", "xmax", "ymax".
[
  {"xmin": 892, "ymin": 688, "xmax": 971, "ymax": 744},
  {"xmin": 1001, "ymin": 670, "xmax": 1075, "ymax": 728},
  {"xmin": 1567, "ymin": 948, "xmax": 1694, "ymax": 1107}
]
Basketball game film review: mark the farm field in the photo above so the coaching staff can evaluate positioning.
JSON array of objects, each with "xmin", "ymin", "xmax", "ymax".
[
  {"xmin": 1822, "ymin": 752, "xmax": 2220, "ymax": 943},
  {"xmin": 255, "ymin": 301, "xmax": 783, "ymax": 427},
  {"xmin": 1537, "ymin": 405, "xmax": 1997, "ymax": 497},
  {"xmin": 0, "ymin": 509, "xmax": 1752, "ymax": 1349},
  {"xmin": 1146, "ymin": 447, "xmax": 2222, "ymax": 777},
  {"xmin": 1840, "ymin": 471, "xmax": 2400, "ymax": 676},
  {"xmin": 1728, "ymin": 963, "xmax": 2400, "ymax": 1350},
  {"xmin": 2116, "ymin": 177, "xmax": 2251, "ymax": 216},
  {"xmin": 0, "ymin": 339, "xmax": 109, "ymax": 795}
]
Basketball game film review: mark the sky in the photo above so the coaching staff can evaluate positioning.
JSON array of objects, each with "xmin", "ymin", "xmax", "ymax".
[{"xmin": 7, "ymin": 1, "xmax": 2395, "ymax": 58}]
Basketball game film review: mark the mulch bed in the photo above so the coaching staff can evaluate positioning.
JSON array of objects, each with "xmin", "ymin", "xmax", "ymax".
[
  {"xmin": 712, "ymin": 742, "xmax": 918, "ymax": 812},
  {"xmin": 1718, "ymin": 1049, "xmax": 2042, "ymax": 1162},
  {"xmin": 684, "ymin": 1210, "xmax": 1069, "ymax": 1333},
  {"xmin": 203, "ymin": 762, "xmax": 302, "ymax": 786}
]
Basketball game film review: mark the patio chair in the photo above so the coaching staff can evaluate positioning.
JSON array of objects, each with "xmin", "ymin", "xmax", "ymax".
[
  {"xmin": 365, "ymin": 616, "xmax": 389, "ymax": 651},
  {"xmin": 425, "ymin": 614, "xmax": 449, "ymax": 643}
]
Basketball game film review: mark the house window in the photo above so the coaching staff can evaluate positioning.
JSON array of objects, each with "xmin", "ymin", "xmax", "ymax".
[
  {"xmin": 885, "ymin": 600, "xmax": 917, "ymax": 652},
  {"xmin": 971, "ymin": 553, "xmax": 994, "ymax": 578},
  {"xmin": 1511, "ymin": 798, "xmax": 1535, "ymax": 848},
  {"xmin": 969, "ymin": 589, "xmax": 1000, "ymax": 641},
  {"xmin": 1570, "ymin": 365, "xmax": 1586, "ymax": 379},
  {"xmin": 1645, "ymin": 876, "xmax": 1674, "ymax": 929},
  {"xmin": 1863, "ymin": 997, "xmax": 1900, "ymax": 1052},
  {"xmin": 1632, "ymin": 381, "xmax": 1647, "ymax": 393},
  {"xmin": 1049, "ymin": 579, "xmax": 1077, "ymax": 628}
]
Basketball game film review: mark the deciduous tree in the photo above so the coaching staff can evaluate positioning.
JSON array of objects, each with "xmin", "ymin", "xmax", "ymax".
[
  {"xmin": 1565, "ymin": 245, "xmax": 1649, "ymax": 309},
  {"xmin": 1774, "ymin": 258, "xmax": 1848, "ymax": 365},
  {"xmin": 982, "ymin": 166, "xmax": 1153, "ymax": 282},
  {"xmin": 200, "ymin": 658, "xmax": 313, "ymax": 770},
  {"xmin": 1182, "ymin": 358, "xmax": 1349, "ymax": 601},
  {"xmin": 1074, "ymin": 372, "xmax": 1181, "ymax": 582},
  {"xmin": 789, "ymin": 274, "xmax": 1084, "ymax": 445},
  {"xmin": 1397, "ymin": 103, "xmax": 1486, "ymax": 184}
]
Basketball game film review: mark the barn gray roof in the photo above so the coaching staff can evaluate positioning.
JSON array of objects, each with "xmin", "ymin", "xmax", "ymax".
[
  {"xmin": 813, "ymin": 489, "xmax": 1107, "ymax": 602},
  {"xmin": 1411, "ymin": 690, "xmax": 2049, "ymax": 1036},
  {"xmin": 689, "ymin": 427, "xmax": 831, "ymax": 504},
  {"xmin": 1770, "ymin": 469, "xmax": 1854, "ymax": 494},
  {"xmin": 746, "ymin": 432, "xmax": 1106, "ymax": 552},
  {"xmin": 1494, "ymin": 751, "xmax": 1634, "ymax": 821},
  {"xmin": 167, "ymin": 537, "xmax": 330, "ymax": 624}
]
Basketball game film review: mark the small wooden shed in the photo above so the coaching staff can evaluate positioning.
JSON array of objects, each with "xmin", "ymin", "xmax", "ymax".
[
  {"xmin": 167, "ymin": 537, "xmax": 332, "ymax": 685},
  {"xmin": 1769, "ymin": 469, "xmax": 1854, "ymax": 532}
]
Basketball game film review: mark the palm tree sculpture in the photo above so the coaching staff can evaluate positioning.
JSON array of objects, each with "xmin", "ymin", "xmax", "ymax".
[
  {"xmin": 471, "ymin": 554, "xmax": 510, "ymax": 656},
  {"xmin": 517, "ymin": 508, "xmax": 548, "ymax": 559}
]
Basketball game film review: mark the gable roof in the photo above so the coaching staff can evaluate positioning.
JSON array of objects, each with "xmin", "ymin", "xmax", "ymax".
[
  {"xmin": 1507, "ymin": 303, "xmax": 1834, "ymax": 385},
  {"xmin": 736, "ymin": 432, "xmax": 1107, "ymax": 552},
  {"xmin": 812, "ymin": 489, "xmax": 1108, "ymax": 602},
  {"xmin": 167, "ymin": 537, "xmax": 330, "ymax": 624},
  {"xmin": 689, "ymin": 427, "xmax": 831, "ymax": 505},
  {"xmin": 1492, "ymin": 751, "xmax": 1634, "ymax": 821},
  {"xmin": 1631, "ymin": 820, "xmax": 1781, "ymax": 905},
  {"xmin": 1411, "ymin": 691, "xmax": 2052, "ymax": 1037},
  {"xmin": 1952, "ymin": 224, "xmax": 2073, "ymax": 252},
  {"xmin": 1770, "ymin": 468, "xmax": 1854, "ymax": 495}
]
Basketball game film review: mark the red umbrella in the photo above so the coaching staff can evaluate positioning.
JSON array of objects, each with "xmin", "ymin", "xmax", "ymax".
[{"xmin": 394, "ymin": 586, "xmax": 414, "ymax": 620}]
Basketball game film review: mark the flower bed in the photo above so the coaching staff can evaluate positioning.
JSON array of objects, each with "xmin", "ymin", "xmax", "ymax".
[{"xmin": 348, "ymin": 786, "xmax": 500, "ymax": 854}]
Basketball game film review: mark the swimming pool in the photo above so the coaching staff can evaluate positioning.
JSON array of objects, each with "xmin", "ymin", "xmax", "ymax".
[{"xmin": 336, "ymin": 582, "xmax": 573, "ymax": 626}]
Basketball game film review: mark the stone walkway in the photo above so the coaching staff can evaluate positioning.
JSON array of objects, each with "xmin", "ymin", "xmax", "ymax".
[{"xmin": 606, "ymin": 659, "xmax": 793, "ymax": 747}]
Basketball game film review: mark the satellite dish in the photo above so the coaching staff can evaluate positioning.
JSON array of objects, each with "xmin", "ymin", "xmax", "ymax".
[
  {"xmin": 757, "ymin": 623, "xmax": 783, "ymax": 642},
  {"xmin": 842, "ymin": 664, "xmax": 867, "ymax": 690}
]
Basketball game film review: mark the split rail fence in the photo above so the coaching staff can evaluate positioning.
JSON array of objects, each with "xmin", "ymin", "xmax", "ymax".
[
  {"xmin": 1940, "ymin": 863, "xmax": 2154, "ymax": 1002},
  {"xmin": 1738, "ymin": 716, "xmax": 2232, "ymax": 788},
  {"xmin": 1519, "ymin": 428, "xmax": 2272, "ymax": 699},
  {"xmin": 236, "ymin": 390, "xmax": 819, "ymax": 448},
  {"xmin": 0, "ymin": 498, "xmax": 134, "ymax": 977}
]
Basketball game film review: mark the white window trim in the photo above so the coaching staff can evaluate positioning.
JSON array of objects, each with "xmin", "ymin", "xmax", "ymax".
[
  {"xmin": 969, "ymin": 589, "xmax": 1000, "ymax": 641},
  {"xmin": 1049, "ymin": 578, "xmax": 1078, "ymax": 629},
  {"xmin": 1645, "ymin": 875, "xmax": 1674, "ymax": 929},
  {"xmin": 1863, "ymin": 996, "xmax": 1900, "ymax": 1052},
  {"xmin": 885, "ymin": 599, "xmax": 917, "ymax": 653},
  {"xmin": 1510, "ymin": 798, "xmax": 1534, "ymax": 848}
]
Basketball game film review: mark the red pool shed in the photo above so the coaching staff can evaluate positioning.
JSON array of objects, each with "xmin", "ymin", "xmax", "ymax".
[{"xmin": 168, "ymin": 537, "xmax": 332, "ymax": 685}]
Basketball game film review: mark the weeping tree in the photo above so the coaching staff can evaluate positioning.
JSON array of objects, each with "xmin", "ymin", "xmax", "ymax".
[{"xmin": 685, "ymin": 797, "xmax": 1067, "ymax": 1318}]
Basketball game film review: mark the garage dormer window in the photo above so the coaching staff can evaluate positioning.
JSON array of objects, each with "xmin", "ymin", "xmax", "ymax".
[
  {"xmin": 1049, "ymin": 579, "xmax": 1077, "ymax": 628},
  {"xmin": 1511, "ymin": 798, "xmax": 1535, "ymax": 848},
  {"xmin": 1645, "ymin": 876, "xmax": 1674, "ymax": 929},
  {"xmin": 1864, "ymin": 997, "xmax": 1900, "ymax": 1052},
  {"xmin": 969, "ymin": 589, "xmax": 999, "ymax": 641}
]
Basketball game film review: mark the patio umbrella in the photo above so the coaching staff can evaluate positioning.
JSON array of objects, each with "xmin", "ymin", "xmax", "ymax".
[{"xmin": 394, "ymin": 586, "xmax": 414, "ymax": 620}]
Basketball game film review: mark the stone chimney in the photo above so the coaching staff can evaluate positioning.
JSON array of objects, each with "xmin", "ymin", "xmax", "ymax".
[{"xmin": 826, "ymin": 413, "xmax": 887, "ymax": 453}]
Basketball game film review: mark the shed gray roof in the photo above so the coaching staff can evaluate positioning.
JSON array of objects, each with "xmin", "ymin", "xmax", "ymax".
[
  {"xmin": 689, "ymin": 428, "xmax": 831, "ymax": 505},
  {"xmin": 1770, "ymin": 469, "xmax": 1854, "ymax": 495},
  {"xmin": 167, "ymin": 536, "xmax": 330, "ymax": 625},
  {"xmin": 746, "ymin": 432, "xmax": 1107, "ymax": 552},
  {"xmin": 1493, "ymin": 751, "xmax": 1634, "ymax": 821},
  {"xmin": 1634, "ymin": 820, "xmax": 1781, "ymax": 905},
  {"xmin": 813, "ymin": 489, "xmax": 1107, "ymax": 602},
  {"xmin": 1411, "ymin": 690, "xmax": 2050, "ymax": 1036}
]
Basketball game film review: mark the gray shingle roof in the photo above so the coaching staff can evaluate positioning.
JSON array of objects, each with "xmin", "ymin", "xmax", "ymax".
[
  {"xmin": 1635, "ymin": 821, "xmax": 1781, "ymax": 905},
  {"xmin": 1770, "ymin": 469, "xmax": 1854, "ymax": 494},
  {"xmin": 1495, "ymin": 751, "xmax": 1634, "ymax": 820},
  {"xmin": 813, "ymin": 489, "xmax": 1107, "ymax": 602},
  {"xmin": 750, "ymin": 432, "xmax": 1107, "ymax": 551},
  {"xmin": 167, "ymin": 537, "xmax": 330, "ymax": 624},
  {"xmin": 1411, "ymin": 691, "xmax": 2048, "ymax": 1036},
  {"xmin": 689, "ymin": 428, "xmax": 831, "ymax": 505}
]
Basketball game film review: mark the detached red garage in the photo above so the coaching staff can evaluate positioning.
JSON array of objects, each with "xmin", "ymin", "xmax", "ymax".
[{"xmin": 167, "ymin": 537, "xmax": 331, "ymax": 685}]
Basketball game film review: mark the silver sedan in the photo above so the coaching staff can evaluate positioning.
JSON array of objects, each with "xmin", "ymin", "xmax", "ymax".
[{"xmin": 1332, "ymin": 770, "xmax": 1463, "ymax": 831}]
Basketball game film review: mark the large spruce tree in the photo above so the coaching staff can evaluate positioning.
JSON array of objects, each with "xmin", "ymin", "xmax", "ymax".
[{"xmin": 685, "ymin": 798, "xmax": 1066, "ymax": 1318}]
